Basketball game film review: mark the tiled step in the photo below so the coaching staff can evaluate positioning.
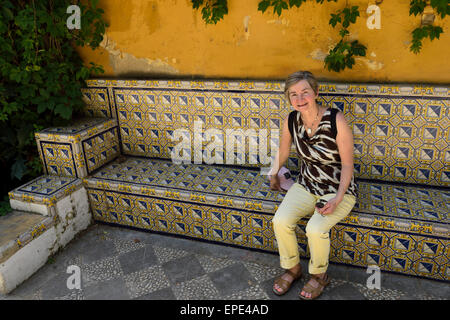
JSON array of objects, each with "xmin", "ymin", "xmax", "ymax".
[
  {"xmin": 0, "ymin": 210, "xmax": 57, "ymax": 294},
  {"xmin": 1, "ymin": 176, "xmax": 92, "ymax": 294},
  {"xmin": 83, "ymin": 156, "xmax": 450, "ymax": 281},
  {"xmin": 0, "ymin": 210, "xmax": 55, "ymax": 264}
]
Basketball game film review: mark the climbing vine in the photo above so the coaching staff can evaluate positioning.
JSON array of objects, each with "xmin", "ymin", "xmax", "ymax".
[
  {"xmin": 258, "ymin": 0, "xmax": 365, "ymax": 72},
  {"xmin": 257, "ymin": 0, "xmax": 337, "ymax": 16},
  {"xmin": 409, "ymin": 0, "xmax": 448, "ymax": 54},
  {"xmin": 191, "ymin": 0, "xmax": 228, "ymax": 25},
  {"xmin": 325, "ymin": 5, "xmax": 366, "ymax": 72},
  {"xmin": 0, "ymin": 0, "xmax": 107, "ymax": 213},
  {"xmin": 190, "ymin": 0, "xmax": 449, "ymax": 72}
]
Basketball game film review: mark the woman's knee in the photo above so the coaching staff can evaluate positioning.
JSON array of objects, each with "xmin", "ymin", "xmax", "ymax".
[
  {"xmin": 272, "ymin": 214, "xmax": 286, "ymax": 229},
  {"xmin": 272, "ymin": 214, "xmax": 295, "ymax": 232},
  {"xmin": 305, "ymin": 222, "xmax": 329, "ymax": 239}
]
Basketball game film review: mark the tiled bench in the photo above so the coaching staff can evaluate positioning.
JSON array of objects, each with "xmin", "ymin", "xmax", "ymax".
[
  {"xmin": 83, "ymin": 157, "xmax": 449, "ymax": 281},
  {"xmin": 7, "ymin": 78, "xmax": 450, "ymax": 289}
]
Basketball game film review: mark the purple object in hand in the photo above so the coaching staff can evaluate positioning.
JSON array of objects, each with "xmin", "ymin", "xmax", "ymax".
[{"xmin": 277, "ymin": 166, "xmax": 295, "ymax": 191}]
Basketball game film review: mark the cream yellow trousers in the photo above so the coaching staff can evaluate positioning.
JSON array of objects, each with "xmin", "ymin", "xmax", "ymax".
[{"xmin": 272, "ymin": 183, "xmax": 356, "ymax": 274}]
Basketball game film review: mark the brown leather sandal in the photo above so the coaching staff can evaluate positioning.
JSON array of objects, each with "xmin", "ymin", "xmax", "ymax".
[
  {"xmin": 299, "ymin": 274, "xmax": 330, "ymax": 300},
  {"xmin": 272, "ymin": 267, "xmax": 303, "ymax": 296}
]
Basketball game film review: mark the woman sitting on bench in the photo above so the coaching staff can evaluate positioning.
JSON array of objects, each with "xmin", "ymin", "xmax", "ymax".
[{"xmin": 269, "ymin": 70, "xmax": 357, "ymax": 300}]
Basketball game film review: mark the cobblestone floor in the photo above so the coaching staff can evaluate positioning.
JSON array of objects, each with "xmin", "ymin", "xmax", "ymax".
[{"xmin": 1, "ymin": 223, "xmax": 449, "ymax": 301}]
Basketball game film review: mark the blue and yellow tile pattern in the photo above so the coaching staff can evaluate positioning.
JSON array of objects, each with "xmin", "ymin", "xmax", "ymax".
[
  {"xmin": 12, "ymin": 78, "xmax": 448, "ymax": 281},
  {"xmin": 83, "ymin": 79, "xmax": 449, "ymax": 187},
  {"xmin": 9, "ymin": 175, "xmax": 83, "ymax": 208},
  {"xmin": 83, "ymin": 157, "xmax": 449, "ymax": 281},
  {"xmin": 35, "ymin": 117, "xmax": 120, "ymax": 178}
]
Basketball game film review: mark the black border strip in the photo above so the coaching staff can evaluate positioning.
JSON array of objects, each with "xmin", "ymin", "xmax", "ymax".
[{"xmin": 105, "ymin": 87, "xmax": 113, "ymax": 117}]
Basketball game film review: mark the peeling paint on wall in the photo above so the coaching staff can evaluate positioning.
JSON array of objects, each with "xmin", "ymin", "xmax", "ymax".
[
  {"xmin": 266, "ymin": 18, "xmax": 290, "ymax": 26},
  {"xmin": 244, "ymin": 15, "xmax": 251, "ymax": 40},
  {"xmin": 99, "ymin": 33, "xmax": 178, "ymax": 76},
  {"xmin": 309, "ymin": 48, "xmax": 327, "ymax": 61},
  {"xmin": 357, "ymin": 57, "xmax": 384, "ymax": 71},
  {"xmin": 236, "ymin": 15, "xmax": 251, "ymax": 46},
  {"xmin": 76, "ymin": 0, "xmax": 450, "ymax": 83}
]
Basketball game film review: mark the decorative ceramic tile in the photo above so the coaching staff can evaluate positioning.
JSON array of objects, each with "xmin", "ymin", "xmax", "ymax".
[
  {"xmin": 82, "ymin": 79, "xmax": 449, "ymax": 186},
  {"xmin": 22, "ymin": 78, "xmax": 446, "ymax": 281},
  {"xmin": 81, "ymin": 87, "xmax": 112, "ymax": 118},
  {"xmin": 84, "ymin": 157, "xmax": 447, "ymax": 228},
  {"xmin": 35, "ymin": 118, "xmax": 120, "ymax": 178},
  {"xmin": 8, "ymin": 175, "xmax": 83, "ymax": 207},
  {"xmin": 84, "ymin": 156, "xmax": 449, "ymax": 281}
]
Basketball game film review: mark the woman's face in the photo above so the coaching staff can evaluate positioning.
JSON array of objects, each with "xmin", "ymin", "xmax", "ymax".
[{"xmin": 288, "ymin": 80, "xmax": 318, "ymax": 113}]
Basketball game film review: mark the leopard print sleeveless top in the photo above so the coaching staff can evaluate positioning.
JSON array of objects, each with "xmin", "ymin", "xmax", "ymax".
[{"xmin": 288, "ymin": 108, "xmax": 357, "ymax": 197}]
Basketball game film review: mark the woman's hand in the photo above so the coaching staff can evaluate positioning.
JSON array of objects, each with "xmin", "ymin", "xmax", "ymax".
[
  {"xmin": 316, "ymin": 196, "xmax": 342, "ymax": 216},
  {"xmin": 269, "ymin": 174, "xmax": 282, "ymax": 191}
]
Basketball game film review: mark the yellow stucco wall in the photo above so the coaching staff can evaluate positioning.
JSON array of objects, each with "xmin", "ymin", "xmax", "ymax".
[{"xmin": 76, "ymin": 0, "xmax": 450, "ymax": 84}]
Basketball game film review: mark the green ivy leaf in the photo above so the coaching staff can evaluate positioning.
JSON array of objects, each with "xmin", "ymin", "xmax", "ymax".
[
  {"xmin": 412, "ymin": 26, "xmax": 427, "ymax": 40},
  {"xmin": 329, "ymin": 13, "xmax": 341, "ymax": 28},
  {"xmin": 258, "ymin": 0, "xmax": 271, "ymax": 13},
  {"xmin": 430, "ymin": 0, "xmax": 449, "ymax": 19},
  {"xmin": 410, "ymin": 39, "xmax": 422, "ymax": 54},
  {"xmin": 342, "ymin": 6, "xmax": 359, "ymax": 28},
  {"xmin": 272, "ymin": 0, "xmax": 288, "ymax": 16},
  {"xmin": 192, "ymin": 0, "xmax": 204, "ymax": 10},
  {"xmin": 428, "ymin": 25, "xmax": 443, "ymax": 40},
  {"xmin": 196, "ymin": 0, "xmax": 228, "ymax": 24},
  {"xmin": 350, "ymin": 40, "xmax": 367, "ymax": 56},
  {"xmin": 289, "ymin": 0, "xmax": 306, "ymax": 8},
  {"xmin": 2, "ymin": 7, "xmax": 14, "ymax": 21},
  {"xmin": 339, "ymin": 29, "xmax": 349, "ymax": 37},
  {"xmin": 345, "ymin": 56, "xmax": 355, "ymax": 69},
  {"xmin": 409, "ymin": 0, "xmax": 427, "ymax": 16}
]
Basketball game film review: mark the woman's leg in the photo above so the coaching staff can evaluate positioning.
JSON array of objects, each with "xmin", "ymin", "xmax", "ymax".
[
  {"xmin": 272, "ymin": 183, "xmax": 316, "ymax": 270},
  {"xmin": 305, "ymin": 193, "xmax": 356, "ymax": 275},
  {"xmin": 300, "ymin": 193, "xmax": 356, "ymax": 299},
  {"xmin": 271, "ymin": 183, "xmax": 316, "ymax": 294}
]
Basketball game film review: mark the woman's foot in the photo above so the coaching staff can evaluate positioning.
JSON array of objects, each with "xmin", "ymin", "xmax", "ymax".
[
  {"xmin": 273, "ymin": 264, "xmax": 302, "ymax": 296},
  {"xmin": 299, "ymin": 273, "xmax": 330, "ymax": 300}
]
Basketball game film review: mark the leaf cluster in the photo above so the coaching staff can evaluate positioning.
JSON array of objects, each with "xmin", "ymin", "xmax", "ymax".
[
  {"xmin": 0, "ymin": 0, "xmax": 107, "ymax": 197},
  {"xmin": 190, "ymin": 0, "xmax": 448, "ymax": 68},
  {"xmin": 409, "ymin": 0, "xmax": 449, "ymax": 53},
  {"xmin": 325, "ymin": 5, "xmax": 366, "ymax": 72},
  {"xmin": 410, "ymin": 0, "xmax": 450, "ymax": 19},
  {"xmin": 410, "ymin": 25, "xmax": 443, "ymax": 53},
  {"xmin": 257, "ymin": 0, "xmax": 337, "ymax": 17},
  {"xmin": 324, "ymin": 39, "xmax": 366, "ymax": 72},
  {"xmin": 192, "ymin": 0, "xmax": 228, "ymax": 24},
  {"xmin": 329, "ymin": 5, "xmax": 360, "ymax": 28}
]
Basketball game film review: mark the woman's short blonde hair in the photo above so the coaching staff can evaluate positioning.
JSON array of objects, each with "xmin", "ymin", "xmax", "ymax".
[{"xmin": 284, "ymin": 71, "xmax": 319, "ymax": 102}]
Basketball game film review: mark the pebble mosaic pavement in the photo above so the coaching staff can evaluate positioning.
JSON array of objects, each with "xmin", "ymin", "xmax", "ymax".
[{"xmin": 1, "ymin": 223, "xmax": 448, "ymax": 301}]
